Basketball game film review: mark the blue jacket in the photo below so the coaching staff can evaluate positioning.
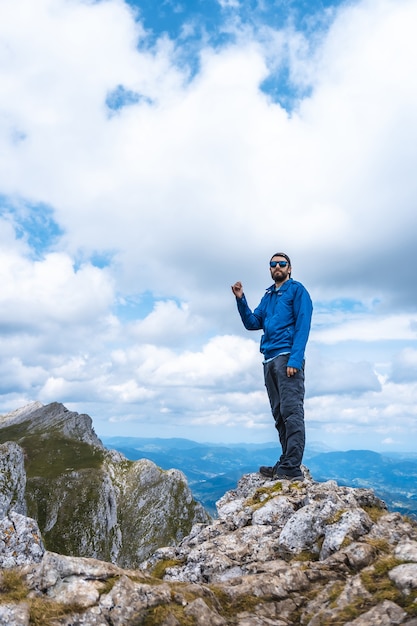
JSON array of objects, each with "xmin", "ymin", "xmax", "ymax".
[{"xmin": 236, "ymin": 278, "xmax": 313, "ymax": 369}]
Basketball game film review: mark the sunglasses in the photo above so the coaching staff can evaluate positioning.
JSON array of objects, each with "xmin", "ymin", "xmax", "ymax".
[{"xmin": 270, "ymin": 260, "xmax": 289, "ymax": 268}]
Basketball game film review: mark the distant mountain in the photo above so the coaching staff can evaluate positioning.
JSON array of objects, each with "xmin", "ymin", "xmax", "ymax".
[
  {"xmin": 308, "ymin": 449, "xmax": 417, "ymax": 519},
  {"xmin": 102, "ymin": 436, "xmax": 417, "ymax": 519}
]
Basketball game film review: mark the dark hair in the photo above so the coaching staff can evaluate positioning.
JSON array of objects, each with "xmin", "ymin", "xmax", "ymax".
[
  {"xmin": 271, "ymin": 252, "xmax": 292, "ymax": 276},
  {"xmin": 271, "ymin": 252, "xmax": 291, "ymax": 266}
]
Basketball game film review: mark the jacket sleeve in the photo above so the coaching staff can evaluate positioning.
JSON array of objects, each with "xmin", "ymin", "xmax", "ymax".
[
  {"xmin": 236, "ymin": 294, "xmax": 264, "ymax": 331},
  {"xmin": 287, "ymin": 284, "xmax": 313, "ymax": 370}
]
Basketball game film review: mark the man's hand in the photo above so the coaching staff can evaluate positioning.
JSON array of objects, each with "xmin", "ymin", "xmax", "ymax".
[
  {"xmin": 231, "ymin": 281, "xmax": 244, "ymax": 299},
  {"xmin": 287, "ymin": 367, "xmax": 298, "ymax": 377}
]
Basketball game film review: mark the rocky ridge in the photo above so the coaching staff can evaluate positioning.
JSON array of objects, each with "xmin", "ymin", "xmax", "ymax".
[
  {"xmin": 1, "ymin": 449, "xmax": 417, "ymax": 625},
  {"xmin": 0, "ymin": 402, "xmax": 209, "ymax": 568}
]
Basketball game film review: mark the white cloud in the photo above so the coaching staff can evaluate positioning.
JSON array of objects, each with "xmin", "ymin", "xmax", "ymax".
[
  {"xmin": 312, "ymin": 313, "xmax": 417, "ymax": 344},
  {"xmin": 0, "ymin": 0, "xmax": 417, "ymax": 451},
  {"xmin": 217, "ymin": 0, "xmax": 241, "ymax": 9},
  {"xmin": 0, "ymin": 249, "xmax": 114, "ymax": 327},
  {"xmin": 128, "ymin": 300, "xmax": 205, "ymax": 345},
  {"xmin": 390, "ymin": 347, "xmax": 417, "ymax": 383}
]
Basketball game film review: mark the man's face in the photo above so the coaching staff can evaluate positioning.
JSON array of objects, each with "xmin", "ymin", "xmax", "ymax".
[{"xmin": 270, "ymin": 256, "xmax": 291, "ymax": 283}]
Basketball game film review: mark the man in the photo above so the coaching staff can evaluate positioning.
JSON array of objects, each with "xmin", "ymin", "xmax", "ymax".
[{"xmin": 231, "ymin": 252, "xmax": 312, "ymax": 481}]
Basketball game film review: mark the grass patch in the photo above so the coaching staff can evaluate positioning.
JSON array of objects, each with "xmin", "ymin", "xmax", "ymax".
[
  {"xmin": 292, "ymin": 550, "xmax": 320, "ymax": 562},
  {"xmin": 403, "ymin": 515, "xmax": 417, "ymax": 527},
  {"xmin": 151, "ymin": 560, "xmax": 183, "ymax": 580},
  {"xmin": 209, "ymin": 585, "xmax": 264, "ymax": 619},
  {"xmin": 29, "ymin": 597, "xmax": 85, "ymax": 626},
  {"xmin": 365, "ymin": 537, "xmax": 391, "ymax": 554},
  {"xmin": 24, "ymin": 435, "xmax": 104, "ymax": 479},
  {"xmin": 142, "ymin": 604, "xmax": 196, "ymax": 626},
  {"xmin": 327, "ymin": 581, "xmax": 345, "ymax": 608},
  {"xmin": 360, "ymin": 556, "xmax": 404, "ymax": 605},
  {"xmin": 315, "ymin": 599, "xmax": 369, "ymax": 626},
  {"xmin": 339, "ymin": 536, "xmax": 353, "ymax": 550},
  {"xmin": 0, "ymin": 570, "xmax": 85, "ymax": 625},
  {"xmin": 361, "ymin": 556, "xmax": 417, "ymax": 616},
  {"xmin": 98, "ymin": 576, "xmax": 120, "ymax": 596},
  {"xmin": 0, "ymin": 569, "xmax": 28, "ymax": 603},
  {"xmin": 0, "ymin": 421, "xmax": 104, "ymax": 479},
  {"xmin": 362, "ymin": 505, "xmax": 386, "ymax": 523}
]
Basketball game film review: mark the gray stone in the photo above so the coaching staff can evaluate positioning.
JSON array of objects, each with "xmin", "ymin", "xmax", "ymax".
[
  {"xmin": 0, "ymin": 511, "xmax": 44, "ymax": 568},
  {"xmin": 395, "ymin": 540, "xmax": 417, "ymax": 562},
  {"xmin": 184, "ymin": 597, "xmax": 227, "ymax": 625},
  {"xmin": 0, "ymin": 442, "xmax": 26, "ymax": 518},
  {"xmin": 0, "ymin": 603, "xmax": 30, "ymax": 626},
  {"xmin": 388, "ymin": 563, "xmax": 417, "ymax": 593}
]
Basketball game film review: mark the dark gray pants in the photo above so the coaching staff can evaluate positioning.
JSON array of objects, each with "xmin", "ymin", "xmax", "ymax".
[{"xmin": 263, "ymin": 354, "xmax": 305, "ymax": 476}]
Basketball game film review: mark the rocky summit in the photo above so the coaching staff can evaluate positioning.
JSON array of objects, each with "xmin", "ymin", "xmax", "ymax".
[{"xmin": 0, "ymin": 404, "xmax": 417, "ymax": 625}]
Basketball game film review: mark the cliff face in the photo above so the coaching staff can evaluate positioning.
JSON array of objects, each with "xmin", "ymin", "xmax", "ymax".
[{"xmin": 0, "ymin": 402, "xmax": 209, "ymax": 568}]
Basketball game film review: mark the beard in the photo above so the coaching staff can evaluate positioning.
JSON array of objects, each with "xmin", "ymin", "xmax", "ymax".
[{"xmin": 271, "ymin": 268, "xmax": 290, "ymax": 283}]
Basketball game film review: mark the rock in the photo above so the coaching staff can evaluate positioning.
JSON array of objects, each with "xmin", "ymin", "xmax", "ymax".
[
  {"xmin": 389, "ymin": 563, "xmax": 417, "ymax": 593},
  {"xmin": 0, "ymin": 511, "xmax": 44, "ymax": 568},
  {"xmin": 0, "ymin": 402, "xmax": 103, "ymax": 449},
  {"xmin": 184, "ymin": 597, "xmax": 227, "ymax": 625},
  {"xmin": 0, "ymin": 603, "xmax": 30, "ymax": 626},
  {"xmin": 395, "ymin": 540, "xmax": 417, "ymax": 562},
  {"xmin": 0, "ymin": 442, "xmax": 26, "ymax": 517}
]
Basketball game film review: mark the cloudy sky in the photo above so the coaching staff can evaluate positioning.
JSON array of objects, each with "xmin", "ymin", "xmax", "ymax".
[{"xmin": 1, "ymin": 0, "xmax": 417, "ymax": 452}]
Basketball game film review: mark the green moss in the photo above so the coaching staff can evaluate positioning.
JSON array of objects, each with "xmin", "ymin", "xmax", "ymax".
[
  {"xmin": 245, "ymin": 482, "xmax": 283, "ymax": 509},
  {"xmin": 326, "ymin": 509, "xmax": 347, "ymax": 525},
  {"xmin": 339, "ymin": 536, "xmax": 353, "ymax": 550},
  {"xmin": 289, "ymin": 481, "xmax": 304, "ymax": 490}
]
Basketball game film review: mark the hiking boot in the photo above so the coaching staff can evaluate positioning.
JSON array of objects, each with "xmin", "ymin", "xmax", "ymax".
[
  {"xmin": 273, "ymin": 471, "xmax": 304, "ymax": 482},
  {"xmin": 259, "ymin": 465, "xmax": 304, "ymax": 482},
  {"xmin": 259, "ymin": 465, "xmax": 275, "ymax": 478}
]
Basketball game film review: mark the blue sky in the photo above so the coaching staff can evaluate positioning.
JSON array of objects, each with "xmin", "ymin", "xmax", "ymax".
[{"xmin": 1, "ymin": 0, "xmax": 417, "ymax": 453}]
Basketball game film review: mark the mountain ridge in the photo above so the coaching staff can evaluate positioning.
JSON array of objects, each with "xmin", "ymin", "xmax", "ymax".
[{"xmin": 0, "ymin": 402, "xmax": 209, "ymax": 567}]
